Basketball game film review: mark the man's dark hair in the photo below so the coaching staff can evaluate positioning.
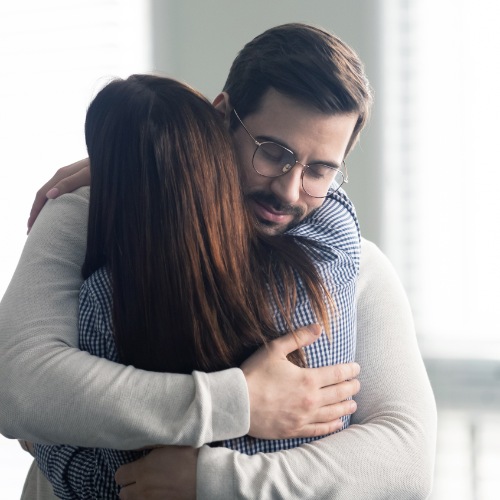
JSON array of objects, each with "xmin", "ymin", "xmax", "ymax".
[{"xmin": 223, "ymin": 23, "xmax": 373, "ymax": 154}]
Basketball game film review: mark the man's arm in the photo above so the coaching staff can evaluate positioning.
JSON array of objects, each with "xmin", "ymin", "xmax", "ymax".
[
  {"xmin": 0, "ymin": 187, "xmax": 357, "ymax": 448},
  {"xmin": 117, "ymin": 238, "xmax": 436, "ymax": 499}
]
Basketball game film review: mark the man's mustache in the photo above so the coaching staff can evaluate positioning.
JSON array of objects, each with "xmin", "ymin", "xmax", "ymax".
[{"xmin": 246, "ymin": 192, "xmax": 304, "ymax": 217}]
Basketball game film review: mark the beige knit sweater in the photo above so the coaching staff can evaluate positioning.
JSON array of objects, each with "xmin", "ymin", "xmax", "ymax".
[{"xmin": 0, "ymin": 188, "xmax": 436, "ymax": 499}]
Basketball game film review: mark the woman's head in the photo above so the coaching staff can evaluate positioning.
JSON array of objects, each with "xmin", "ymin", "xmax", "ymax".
[
  {"xmin": 85, "ymin": 75, "xmax": 247, "ymax": 276},
  {"xmin": 84, "ymin": 75, "xmax": 261, "ymax": 372},
  {"xmin": 83, "ymin": 74, "xmax": 333, "ymax": 373}
]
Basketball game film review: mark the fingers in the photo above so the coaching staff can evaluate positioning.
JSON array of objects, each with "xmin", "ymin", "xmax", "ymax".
[
  {"xmin": 318, "ymin": 377, "xmax": 361, "ymax": 407},
  {"xmin": 118, "ymin": 482, "xmax": 138, "ymax": 500},
  {"xmin": 272, "ymin": 324, "xmax": 321, "ymax": 355},
  {"xmin": 276, "ymin": 369, "xmax": 359, "ymax": 439},
  {"xmin": 278, "ymin": 398, "xmax": 358, "ymax": 439},
  {"xmin": 115, "ymin": 461, "xmax": 136, "ymax": 493},
  {"xmin": 284, "ymin": 397, "xmax": 358, "ymax": 439},
  {"xmin": 27, "ymin": 188, "xmax": 52, "ymax": 233},
  {"xmin": 116, "ymin": 466, "xmax": 140, "ymax": 500},
  {"xmin": 48, "ymin": 165, "xmax": 91, "ymax": 197},
  {"xmin": 315, "ymin": 398, "xmax": 358, "ymax": 423},
  {"xmin": 307, "ymin": 362, "xmax": 360, "ymax": 389},
  {"xmin": 297, "ymin": 418, "xmax": 346, "ymax": 439},
  {"xmin": 27, "ymin": 159, "xmax": 91, "ymax": 232}
]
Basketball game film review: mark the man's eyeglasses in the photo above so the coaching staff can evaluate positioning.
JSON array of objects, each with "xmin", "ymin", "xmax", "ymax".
[{"xmin": 233, "ymin": 109, "xmax": 348, "ymax": 199}]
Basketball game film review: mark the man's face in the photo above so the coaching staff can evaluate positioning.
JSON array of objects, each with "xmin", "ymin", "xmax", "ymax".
[{"xmin": 230, "ymin": 89, "xmax": 358, "ymax": 235}]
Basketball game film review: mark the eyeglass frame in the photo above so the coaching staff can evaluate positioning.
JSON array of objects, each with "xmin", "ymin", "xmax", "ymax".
[{"xmin": 232, "ymin": 109, "xmax": 348, "ymax": 199}]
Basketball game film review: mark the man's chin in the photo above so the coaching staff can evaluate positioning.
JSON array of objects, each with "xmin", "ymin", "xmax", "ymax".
[
  {"xmin": 256, "ymin": 217, "xmax": 299, "ymax": 235},
  {"xmin": 257, "ymin": 224, "xmax": 282, "ymax": 236}
]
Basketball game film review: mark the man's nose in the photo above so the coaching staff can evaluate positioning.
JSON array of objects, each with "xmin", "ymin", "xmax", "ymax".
[{"xmin": 269, "ymin": 163, "xmax": 303, "ymax": 204}]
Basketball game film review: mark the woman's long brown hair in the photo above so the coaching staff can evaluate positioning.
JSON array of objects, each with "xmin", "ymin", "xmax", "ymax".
[{"xmin": 83, "ymin": 75, "xmax": 333, "ymax": 373}]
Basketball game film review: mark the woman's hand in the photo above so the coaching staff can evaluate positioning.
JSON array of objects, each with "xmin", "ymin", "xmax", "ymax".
[{"xmin": 27, "ymin": 158, "xmax": 91, "ymax": 232}]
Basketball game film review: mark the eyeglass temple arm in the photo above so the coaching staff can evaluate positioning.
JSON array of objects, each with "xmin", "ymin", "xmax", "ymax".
[{"xmin": 233, "ymin": 109, "xmax": 261, "ymax": 147}]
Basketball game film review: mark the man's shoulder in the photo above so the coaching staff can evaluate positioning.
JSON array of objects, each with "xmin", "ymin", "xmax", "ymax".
[
  {"xmin": 360, "ymin": 237, "xmax": 381, "ymax": 261},
  {"xmin": 359, "ymin": 237, "xmax": 390, "ymax": 276},
  {"xmin": 358, "ymin": 237, "xmax": 406, "ymax": 299},
  {"xmin": 359, "ymin": 237, "xmax": 393, "ymax": 269}
]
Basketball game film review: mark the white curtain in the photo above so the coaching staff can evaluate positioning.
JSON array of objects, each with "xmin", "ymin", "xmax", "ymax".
[
  {"xmin": 382, "ymin": 0, "xmax": 500, "ymax": 357},
  {"xmin": 0, "ymin": 2, "xmax": 152, "ymax": 497},
  {"xmin": 0, "ymin": 0, "xmax": 152, "ymax": 299}
]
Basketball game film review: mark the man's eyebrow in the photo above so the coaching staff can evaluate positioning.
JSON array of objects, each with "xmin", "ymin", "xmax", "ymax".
[
  {"xmin": 255, "ymin": 134, "xmax": 289, "ymax": 147},
  {"xmin": 256, "ymin": 134, "xmax": 343, "ymax": 169}
]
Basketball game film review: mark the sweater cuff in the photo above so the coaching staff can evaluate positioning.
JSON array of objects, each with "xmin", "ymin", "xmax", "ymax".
[{"xmin": 202, "ymin": 367, "xmax": 250, "ymax": 442}]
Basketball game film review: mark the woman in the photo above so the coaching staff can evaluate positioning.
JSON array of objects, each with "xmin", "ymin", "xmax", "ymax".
[{"xmin": 33, "ymin": 74, "xmax": 359, "ymax": 498}]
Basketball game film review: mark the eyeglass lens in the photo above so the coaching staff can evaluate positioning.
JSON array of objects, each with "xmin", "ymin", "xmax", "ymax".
[{"xmin": 253, "ymin": 142, "xmax": 344, "ymax": 198}]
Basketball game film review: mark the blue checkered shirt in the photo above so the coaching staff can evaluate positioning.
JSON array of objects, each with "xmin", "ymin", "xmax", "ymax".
[{"xmin": 34, "ymin": 190, "xmax": 360, "ymax": 499}]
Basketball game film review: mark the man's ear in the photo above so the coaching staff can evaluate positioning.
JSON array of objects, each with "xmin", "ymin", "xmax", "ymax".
[{"xmin": 213, "ymin": 92, "xmax": 232, "ymax": 129}]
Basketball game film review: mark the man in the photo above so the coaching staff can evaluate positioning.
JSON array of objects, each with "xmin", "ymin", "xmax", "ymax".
[{"xmin": 1, "ymin": 24, "xmax": 436, "ymax": 499}]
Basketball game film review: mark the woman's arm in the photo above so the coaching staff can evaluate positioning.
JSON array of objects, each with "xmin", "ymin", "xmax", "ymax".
[
  {"xmin": 27, "ymin": 159, "xmax": 90, "ymax": 232},
  {"xmin": 0, "ymin": 188, "xmax": 247, "ymax": 448},
  {"xmin": 195, "ymin": 239, "xmax": 437, "ymax": 499},
  {"xmin": 0, "ymin": 187, "xmax": 353, "ymax": 448},
  {"xmin": 33, "ymin": 274, "xmax": 146, "ymax": 500}
]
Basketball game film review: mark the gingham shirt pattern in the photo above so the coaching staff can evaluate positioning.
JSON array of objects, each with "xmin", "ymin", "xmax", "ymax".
[{"xmin": 34, "ymin": 190, "xmax": 360, "ymax": 499}]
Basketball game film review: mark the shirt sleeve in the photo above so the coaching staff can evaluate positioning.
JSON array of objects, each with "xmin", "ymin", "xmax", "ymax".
[
  {"xmin": 32, "ymin": 278, "xmax": 136, "ymax": 500},
  {"xmin": 0, "ymin": 187, "xmax": 249, "ymax": 448},
  {"xmin": 196, "ymin": 238, "xmax": 437, "ymax": 500},
  {"xmin": 33, "ymin": 443, "xmax": 130, "ymax": 500}
]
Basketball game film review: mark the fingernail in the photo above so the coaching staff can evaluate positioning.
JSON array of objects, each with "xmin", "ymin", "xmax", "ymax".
[
  {"xmin": 46, "ymin": 188, "xmax": 59, "ymax": 199},
  {"xmin": 349, "ymin": 401, "xmax": 357, "ymax": 412}
]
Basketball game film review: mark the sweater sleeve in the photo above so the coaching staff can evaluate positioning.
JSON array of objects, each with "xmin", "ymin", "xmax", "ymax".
[
  {"xmin": 196, "ymin": 238, "xmax": 437, "ymax": 500},
  {"xmin": 0, "ymin": 187, "xmax": 249, "ymax": 448},
  {"xmin": 33, "ymin": 277, "xmax": 145, "ymax": 500}
]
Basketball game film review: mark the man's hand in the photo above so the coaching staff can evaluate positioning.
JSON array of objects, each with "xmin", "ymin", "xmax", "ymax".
[
  {"xmin": 242, "ymin": 324, "xmax": 360, "ymax": 439},
  {"xmin": 116, "ymin": 446, "xmax": 198, "ymax": 500},
  {"xmin": 27, "ymin": 158, "xmax": 91, "ymax": 232}
]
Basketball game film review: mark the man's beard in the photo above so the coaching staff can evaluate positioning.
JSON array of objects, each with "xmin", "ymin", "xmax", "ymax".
[{"xmin": 245, "ymin": 191, "xmax": 306, "ymax": 234}]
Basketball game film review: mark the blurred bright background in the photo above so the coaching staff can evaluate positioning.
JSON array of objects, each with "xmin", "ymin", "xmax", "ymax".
[{"xmin": 1, "ymin": 0, "xmax": 499, "ymax": 498}]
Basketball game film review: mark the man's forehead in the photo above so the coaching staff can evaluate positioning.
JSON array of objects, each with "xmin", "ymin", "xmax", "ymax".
[
  {"xmin": 244, "ymin": 90, "xmax": 357, "ymax": 132},
  {"xmin": 245, "ymin": 94, "xmax": 355, "ymax": 144},
  {"xmin": 244, "ymin": 88, "xmax": 314, "ymax": 118}
]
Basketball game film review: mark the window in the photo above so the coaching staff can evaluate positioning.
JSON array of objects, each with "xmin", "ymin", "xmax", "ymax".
[
  {"xmin": 382, "ymin": 0, "xmax": 500, "ymax": 358},
  {"xmin": 0, "ymin": 1, "xmax": 152, "ymax": 497},
  {"xmin": 0, "ymin": 0, "xmax": 152, "ymax": 298},
  {"xmin": 382, "ymin": 1, "xmax": 500, "ymax": 497}
]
